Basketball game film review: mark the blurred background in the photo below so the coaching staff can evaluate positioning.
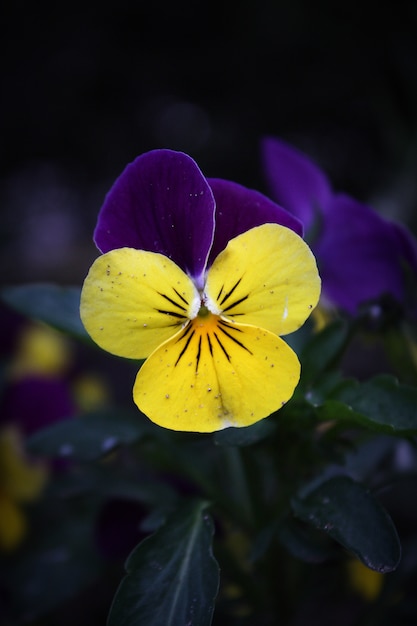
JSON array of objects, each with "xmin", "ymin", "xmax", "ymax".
[
  {"xmin": 1, "ymin": 1, "xmax": 417, "ymax": 289},
  {"xmin": 1, "ymin": 4, "xmax": 417, "ymax": 624}
]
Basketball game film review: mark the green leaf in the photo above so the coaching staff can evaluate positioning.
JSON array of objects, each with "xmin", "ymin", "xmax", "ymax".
[
  {"xmin": 26, "ymin": 408, "xmax": 149, "ymax": 461},
  {"xmin": 291, "ymin": 476, "xmax": 401, "ymax": 572},
  {"xmin": 108, "ymin": 499, "xmax": 219, "ymax": 626},
  {"xmin": 300, "ymin": 319, "xmax": 350, "ymax": 384},
  {"xmin": 383, "ymin": 325, "xmax": 417, "ymax": 385},
  {"xmin": 317, "ymin": 375, "xmax": 417, "ymax": 434},
  {"xmin": 276, "ymin": 517, "xmax": 336, "ymax": 564},
  {"xmin": 250, "ymin": 518, "xmax": 334, "ymax": 564},
  {"xmin": 213, "ymin": 418, "xmax": 276, "ymax": 446},
  {"xmin": 1, "ymin": 283, "xmax": 90, "ymax": 341}
]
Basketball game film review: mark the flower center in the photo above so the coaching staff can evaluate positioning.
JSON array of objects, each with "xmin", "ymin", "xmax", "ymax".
[
  {"xmin": 194, "ymin": 289, "xmax": 222, "ymax": 319},
  {"xmin": 197, "ymin": 304, "xmax": 210, "ymax": 318}
]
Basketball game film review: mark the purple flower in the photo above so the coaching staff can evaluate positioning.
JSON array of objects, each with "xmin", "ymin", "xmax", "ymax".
[{"xmin": 261, "ymin": 137, "xmax": 417, "ymax": 315}]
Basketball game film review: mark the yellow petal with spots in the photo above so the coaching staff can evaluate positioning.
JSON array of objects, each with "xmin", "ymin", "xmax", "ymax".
[
  {"xmin": 205, "ymin": 224, "xmax": 321, "ymax": 336},
  {"xmin": 134, "ymin": 312, "xmax": 300, "ymax": 432},
  {"xmin": 80, "ymin": 248, "xmax": 200, "ymax": 359}
]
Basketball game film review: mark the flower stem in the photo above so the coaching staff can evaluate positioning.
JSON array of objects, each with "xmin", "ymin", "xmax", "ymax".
[{"xmin": 222, "ymin": 446, "xmax": 254, "ymax": 528}]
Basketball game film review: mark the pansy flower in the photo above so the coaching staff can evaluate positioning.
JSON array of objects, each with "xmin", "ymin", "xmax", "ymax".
[
  {"xmin": 80, "ymin": 149, "xmax": 320, "ymax": 432},
  {"xmin": 261, "ymin": 136, "xmax": 417, "ymax": 316}
]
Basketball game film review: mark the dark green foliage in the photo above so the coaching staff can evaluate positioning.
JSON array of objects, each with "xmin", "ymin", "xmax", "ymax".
[{"xmin": 2, "ymin": 285, "xmax": 417, "ymax": 625}]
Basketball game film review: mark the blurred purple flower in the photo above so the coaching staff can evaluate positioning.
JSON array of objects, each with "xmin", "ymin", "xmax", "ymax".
[
  {"xmin": 0, "ymin": 376, "xmax": 75, "ymax": 437},
  {"xmin": 261, "ymin": 137, "xmax": 417, "ymax": 315},
  {"xmin": 0, "ymin": 305, "xmax": 76, "ymax": 436}
]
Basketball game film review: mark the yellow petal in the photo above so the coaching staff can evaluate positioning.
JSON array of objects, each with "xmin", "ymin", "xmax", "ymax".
[
  {"xmin": 205, "ymin": 224, "xmax": 321, "ymax": 336},
  {"xmin": 80, "ymin": 248, "xmax": 200, "ymax": 359},
  {"xmin": 134, "ymin": 312, "xmax": 300, "ymax": 432}
]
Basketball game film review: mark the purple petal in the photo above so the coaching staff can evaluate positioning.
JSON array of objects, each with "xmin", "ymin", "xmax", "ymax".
[
  {"xmin": 261, "ymin": 136, "xmax": 333, "ymax": 231},
  {"xmin": 94, "ymin": 149, "xmax": 215, "ymax": 284},
  {"xmin": 207, "ymin": 178, "xmax": 303, "ymax": 266},
  {"xmin": 316, "ymin": 193, "xmax": 415, "ymax": 314}
]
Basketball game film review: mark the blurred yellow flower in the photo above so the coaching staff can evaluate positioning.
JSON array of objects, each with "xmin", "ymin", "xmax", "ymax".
[
  {"xmin": 0, "ymin": 428, "xmax": 47, "ymax": 551},
  {"xmin": 347, "ymin": 558, "xmax": 384, "ymax": 601},
  {"xmin": 9, "ymin": 322, "xmax": 73, "ymax": 379}
]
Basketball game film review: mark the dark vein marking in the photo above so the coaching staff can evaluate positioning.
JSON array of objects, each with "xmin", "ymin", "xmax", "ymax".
[
  {"xmin": 207, "ymin": 333, "xmax": 213, "ymax": 356},
  {"xmin": 213, "ymin": 332, "xmax": 231, "ymax": 362},
  {"xmin": 217, "ymin": 284, "xmax": 224, "ymax": 301},
  {"xmin": 173, "ymin": 288, "xmax": 189, "ymax": 305},
  {"xmin": 175, "ymin": 330, "xmax": 195, "ymax": 366},
  {"xmin": 175, "ymin": 322, "xmax": 193, "ymax": 343},
  {"xmin": 156, "ymin": 309, "xmax": 186, "ymax": 319},
  {"xmin": 195, "ymin": 336, "xmax": 202, "ymax": 372},
  {"xmin": 218, "ymin": 325, "xmax": 253, "ymax": 354},
  {"xmin": 222, "ymin": 294, "xmax": 249, "ymax": 313},
  {"xmin": 218, "ymin": 319, "xmax": 243, "ymax": 332},
  {"xmin": 219, "ymin": 278, "xmax": 242, "ymax": 306},
  {"xmin": 158, "ymin": 292, "xmax": 187, "ymax": 312}
]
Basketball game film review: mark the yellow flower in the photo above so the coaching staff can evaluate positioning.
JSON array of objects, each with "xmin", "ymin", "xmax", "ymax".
[{"xmin": 81, "ymin": 223, "xmax": 320, "ymax": 432}]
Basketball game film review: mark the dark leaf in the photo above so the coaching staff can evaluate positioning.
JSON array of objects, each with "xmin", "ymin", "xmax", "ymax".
[
  {"xmin": 300, "ymin": 319, "xmax": 350, "ymax": 384},
  {"xmin": 317, "ymin": 375, "xmax": 417, "ymax": 434},
  {"xmin": 277, "ymin": 517, "xmax": 335, "ymax": 564},
  {"xmin": 292, "ymin": 476, "xmax": 401, "ymax": 572},
  {"xmin": 107, "ymin": 499, "xmax": 219, "ymax": 626},
  {"xmin": 26, "ymin": 408, "xmax": 149, "ymax": 461},
  {"xmin": 1, "ymin": 283, "xmax": 90, "ymax": 342}
]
